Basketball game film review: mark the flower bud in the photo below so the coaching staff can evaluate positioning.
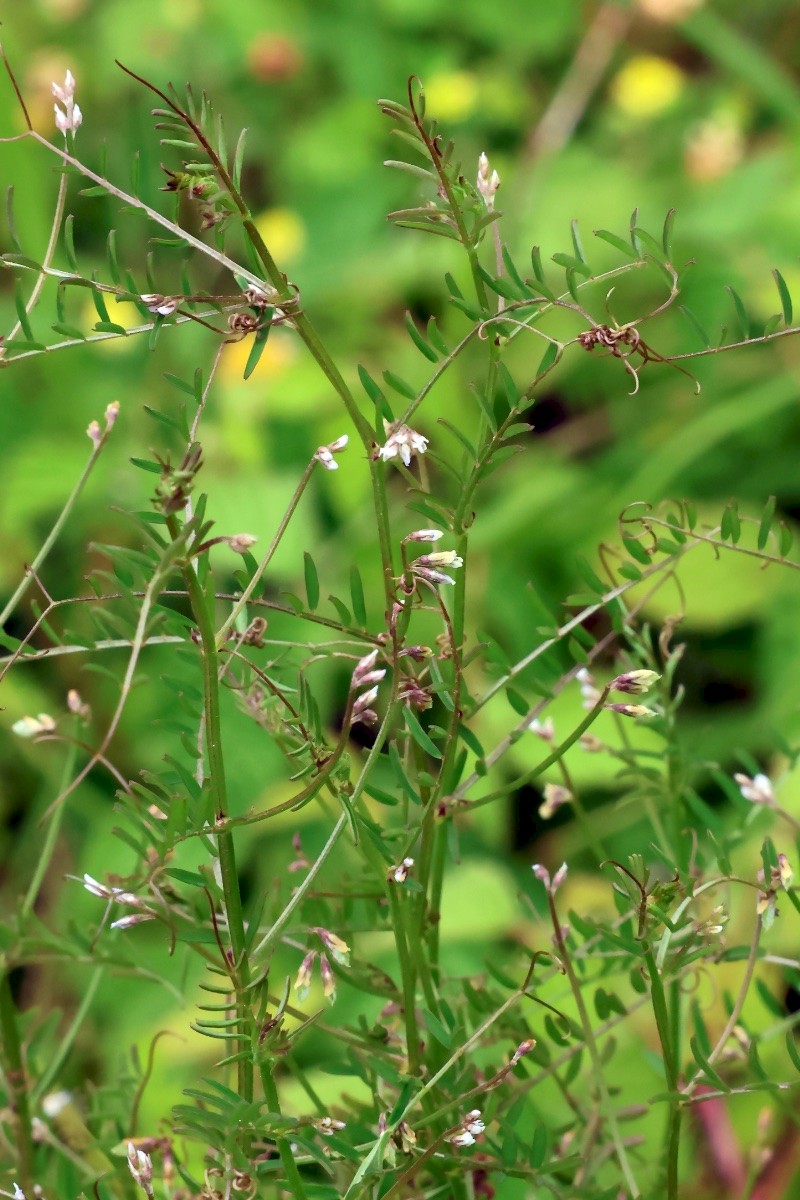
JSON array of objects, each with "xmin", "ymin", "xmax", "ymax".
[{"xmin": 610, "ymin": 669, "xmax": 660, "ymax": 695}]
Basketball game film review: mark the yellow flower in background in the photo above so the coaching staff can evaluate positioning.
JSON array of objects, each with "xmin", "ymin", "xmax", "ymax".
[
  {"xmin": 637, "ymin": 0, "xmax": 704, "ymax": 21},
  {"xmin": 423, "ymin": 71, "xmax": 479, "ymax": 123},
  {"xmin": 610, "ymin": 55, "xmax": 685, "ymax": 118},
  {"xmin": 79, "ymin": 293, "xmax": 141, "ymax": 352},
  {"xmin": 254, "ymin": 208, "xmax": 306, "ymax": 263},
  {"xmin": 218, "ymin": 328, "xmax": 296, "ymax": 384}
]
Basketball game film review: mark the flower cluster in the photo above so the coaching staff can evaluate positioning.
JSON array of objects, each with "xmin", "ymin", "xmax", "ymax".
[
  {"xmin": 140, "ymin": 294, "xmax": 180, "ymax": 317},
  {"xmin": 314, "ymin": 434, "xmax": 349, "ymax": 470},
  {"xmin": 389, "ymin": 857, "xmax": 414, "ymax": 884},
  {"xmin": 82, "ymin": 874, "xmax": 156, "ymax": 930},
  {"xmin": 410, "ymin": 549, "xmax": 464, "ymax": 588},
  {"xmin": 127, "ymin": 1142, "xmax": 154, "ymax": 1198},
  {"xmin": 53, "ymin": 70, "xmax": 82, "ymax": 135},
  {"xmin": 477, "ymin": 152, "xmax": 500, "ymax": 209},
  {"xmin": 295, "ymin": 928, "xmax": 350, "ymax": 1004},
  {"xmin": 532, "ymin": 861, "xmax": 568, "ymax": 894},
  {"xmin": 378, "ymin": 420, "xmax": 428, "ymax": 467},
  {"xmin": 449, "ymin": 1109, "xmax": 485, "ymax": 1148},
  {"xmin": 350, "ymin": 648, "xmax": 386, "ymax": 726},
  {"xmin": 86, "ymin": 401, "xmax": 120, "ymax": 450}
]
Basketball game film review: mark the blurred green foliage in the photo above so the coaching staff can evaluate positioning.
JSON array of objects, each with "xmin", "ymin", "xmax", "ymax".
[{"xmin": 4, "ymin": 0, "xmax": 800, "ymax": 1194}]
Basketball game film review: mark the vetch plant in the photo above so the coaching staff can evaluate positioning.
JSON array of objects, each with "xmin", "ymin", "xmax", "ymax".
[{"xmin": 1, "ymin": 54, "xmax": 800, "ymax": 1200}]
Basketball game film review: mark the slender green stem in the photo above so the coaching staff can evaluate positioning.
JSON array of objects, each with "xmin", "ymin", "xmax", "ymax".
[
  {"xmin": 548, "ymin": 892, "xmax": 641, "ymax": 1197},
  {"xmin": 31, "ymin": 966, "xmax": 103, "ymax": 1106},
  {"xmin": 21, "ymin": 732, "xmax": 79, "ymax": 918},
  {"xmin": 0, "ymin": 971, "xmax": 35, "ymax": 1192},
  {"xmin": 167, "ymin": 515, "xmax": 252, "ymax": 1102},
  {"xmin": 642, "ymin": 944, "xmax": 681, "ymax": 1200},
  {"xmin": 0, "ymin": 439, "xmax": 107, "ymax": 632},
  {"xmin": 215, "ymin": 459, "xmax": 315, "ymax": 647},
  {"xmin": 259, "ymin": 1064, "xmax": 309, "ymax": 1200},
  {"xmin": 387, "ymin": 887, "xmax": 422, "ymax": 1076},
  {"xmin": 7, "ymin": 169, "xmax": 68, "ymax": 343}
]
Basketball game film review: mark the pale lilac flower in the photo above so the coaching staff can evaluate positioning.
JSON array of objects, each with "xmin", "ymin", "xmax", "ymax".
[
  {"xmin": 551, "ymin": 862, "xmax": 568, "ymax": 891},
  {"xmin": 405, "ymin": 529, "xmax": 444, "ymax": 543},
  {"xmin": 86, "ymin": 419, "xmax": 102, "ymax": 449},
  {"xmin": 353, "ymin": 686, "xmax": 379, "ymax": 716},
  {"xmin": 81, "ymin": 874, "xmax": 143, "ymax": 907},
  {"xmin": 351, "ymin": 648, "xmax": 386, "ymax": 689},
  {"xmin": 127, "ymin": 1142, "xmax": 153, "ymax": 1194},
  {"xmin": 510, "ymin": 1038, "xmax": 536, "ymax": 1066},
  {"xmin": 538, "ymin": 783, "xmax": 572, "ymax": 820},
  {"xmin": 532, "ymin": 861, "xmax": 567, "ymax": 893},
  {"xmin": 295, "ymin": 951, "xmax": 317, "ymax": 1000},
  {"xmin": 110, "ymin": 914, "xmax": 156, "ymax": 930},
  {"xmin": 378, "ymin": 420, "xmax": 428, "ymax": 467}
]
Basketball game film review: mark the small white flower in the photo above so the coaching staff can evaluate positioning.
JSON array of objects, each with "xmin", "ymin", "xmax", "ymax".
[
  {"xmin": 52, "ymin": 70, "xmax": 82, "ymax": 135},
  {"xmin": 477, "ymin": 152, "xmax": 500, "ymax": 209},
  {"xmin": 450, "ymin": 1129, "xmax": 476, "ymax": 1147},
  {"xmin": 735, "ymin": 772, "xmax": 774, "ymax": 807},
  {"xmin": 127, "ymin": 1141, "xmax": 153, "ymax": 1191},
  {"xmin": 464, "ymin": 1110, "xmax": 485, "ymax": 1136},
  {"xmin": 390, "ymin": 857, "xmax": 414, "ymax": 884},
  {"xmin": 13, "ymin": 1185, "xmax": 26, "ymax": 1200},
  {"xmin": 12, "ymin": 713, "xmax": 56, "ymax": 738},
  {"xmin": 110, "ymin": 914, "xmax": 156, "ymax": 930},
  {"xmin": 378, "ymin": 420, "xmax": 428, "ymax": 467},
  {"xmin": 315, "ymin": 434, "xmax": 349, "ymax": 470},
  {"xmin": 316, "ymin": 1116, "xmax": 347, "ymax": 1135},
  {"xmin": 139, "ymin": 294, "xmax": 179, "ymax": 316}
]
